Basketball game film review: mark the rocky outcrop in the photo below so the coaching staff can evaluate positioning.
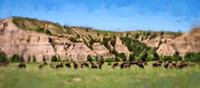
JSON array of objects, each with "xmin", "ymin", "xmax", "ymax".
[
  {"xmin": 65, "ymin": 43, "xmax": 95, "ymax": 61},
  {"xmin": 0, "ymin": 18, "xmax": 106, "ymax": 62},
  {"xmin": 157, "ymin": 28, "xmax": 200, "ymax": 57},
  {"xmin": 1, "ymin": 17, "xmax": 200, "ymax": 62},
  {"xmin": 114, "ymin": 37, "xmax": 130, "ymax": 56},
  {"xmin": 92, "ymin": 43, "xmax": 114, "ymax": 58}
]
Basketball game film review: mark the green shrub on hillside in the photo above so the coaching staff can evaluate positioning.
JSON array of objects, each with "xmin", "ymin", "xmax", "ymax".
[
  {"xmin": 0, "ymin": 50, "xmax": 8, "ymax": 63},
  {"xmin": 33, "ymin": 56, "xmax": 36, "ymax": 62},
  {"xmin": 185, "ymin": 52, "xmax": 200, "ymax": 62},
  {"xmin": 51, "ymin": 56, "xmax": 57, "ymax": 62},
  {"xmin": 104, "ymin": 57, "xmax": 115, "ymax": 62},
  {"xmin": 102, "ymin": 36, "xmax": 112, "ymax": 52},
  {"xmin": 121, "ymin": 37, "xmax": 153, "ymax": 57},
  {"xmin": 137, "ymin": 50, "xmax": 148, "ymax": 61},
  {"xmin": 11, "ymin": 54, "xmax": 20, "ymax": 62},
  {"xmin": 87, "ymin": 55, "xmax": 93, "ymax": 62},
  {"xmin": 152, "ymin": 52, "xmax": 160, "ymax": 61},
  {"xmin": 129, "ymin": 53, "xmax": 135, "ymax": 61},
  {"xmin": 171, "ymin": 52, "xmax": 182, "ymax": 61}
]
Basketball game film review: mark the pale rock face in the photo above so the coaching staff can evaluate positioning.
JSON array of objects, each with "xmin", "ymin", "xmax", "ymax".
[
  {"xmin": 92, "ymin": 43, "xmax": 114, "ymax": 58},
  {"xmin": 115, "ymin": 37, "xmax": 130, "ymax": 56},
  {"xmin": 157, "ymin": 29, "xmax": 200, "ymax": 57},
  {"xmin": 65, "ymin": 43, "xmax": 95, "ymax": 61},
  {"xmin": 0, "ymin": 18, "xmax": 56, "ymax": 62}
]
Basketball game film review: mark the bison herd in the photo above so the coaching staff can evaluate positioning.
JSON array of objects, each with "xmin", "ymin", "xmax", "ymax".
[{"xmin": 14, "ymin": 60, "xmax": 199, "ymax": 70}]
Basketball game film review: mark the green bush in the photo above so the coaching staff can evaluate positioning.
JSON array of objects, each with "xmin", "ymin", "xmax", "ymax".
[
  {"xmin": 87, "ymin": 55, "xmax": 93, "ymax": 62},
  {"xmin": 33, "ymin": 56, "xmax": 36, "ymax": 62},
  {"xmin": 115, "ymin": 57, "xmax": 121, "ymax": 62},
  {"xmin": 185, "ymin": 52, "xmax": 200, "ymax": 62},
  {"xmin": 57, "ymin": 56, "xmax": 61, "ymax": 62},
  {"xmin": 0, "ymin": 50, "xmax": 8, "ymax": 63},
  {"xmin": 51, "ymin": 56, "xmax": 57, "ymax": 62},
  {"xmin": 118, "ymin": 53, "xmax": 126, "ymax": 61},
  {"xmin": 11, "ymin": 54, "xmax": 20, "ymax": 62},
  {"xmin": 28, "ymin": 56, "xmax": 31, "ymax": 63},
  {"xmin": 104, "ymin": 57, "xmax": 115, "ymax": 62},
  {"xmin": 43, "ymin": 56, "xmax": 46, "ymax": 62},
  {"xmin": 120, "ymin": 37, "xmax": 153, "ymax": 57},
  {"xmin": 129, "ymin": 53, "xmax": 135, "ymax": 61},
  {"xmin": 45, "ymin": 29, "xmax": 52, "ymax": 35},
  {"xmin": 171, "ymin": 52, "xmax": 182, "ymax": 61},
  {"xmin": 152, "ymin": 52, "xmax": 159, "ymax": 61},
  {"xmin": 138, "ymin": 50, "xmax": 148, "ymax": 61},
  {"xmin": 160, "ymin": 56, "xmax": 172, "ymax": 61},
  {"xmin": 61, "ymin": 59, "xmax": 69, "ymax": 62}
]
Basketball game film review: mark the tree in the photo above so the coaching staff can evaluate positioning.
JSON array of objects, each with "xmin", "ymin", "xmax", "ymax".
[
  {"xmin": 119, "ymin": 53, "xmax": 126, "ymax": 61},
  {"xmin": 33, "ymin": 56, "xmax": 36, "ymax": 62},
  {"xmin": 57, "ymin": 56, "xmax": 61, "ymax": 62},
  {"xmin": 99, "ymin": 56, "xmax": 104, "ymax": 63},
  {"xmin": 115, "ymin": 57, "xmax": 120, "ymax": 62},
  {"xmin": 20, "ymin": 55, "xmax": 24, "ymax": 62},
  {"xmin": 95, "ymin": 56, "xmax": 98, "ymax": 62},
  {"xmin": 129, "ymin": 53, "xmax": 135, "ymax": 61},
  {"xmin": 0, "ymin": 50, "xmax": 8, "ymax": 63},
  {"xmin": 87, "ymin": 55, "xmax": 93, "ymax": 62},
  {"xmin": 28, "ymin": 56, "xmax": 31, "ymax": 63},
  {"xmin": 43, "ymin": 56, "xmax": 46, "ymax": 62},
  {"xmin": 51, "ymin": 56, "xmax": 57, "ymax": 62},
  {"xmin": 152, "ymin": 52, "xmax": 159, "ymax": 61},
  {"xmin": 11, "ymin": 54, "xmax": 20, "ymax": 62},
  {"xmin": 172, "ymin": 52, "xmax": 182, "ymax": 61},
  {"xmin": 138, "ymin": 50, "xmax": 148, "ymax": 61}
]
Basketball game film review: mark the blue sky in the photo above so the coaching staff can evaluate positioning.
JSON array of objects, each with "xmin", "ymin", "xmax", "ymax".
[{"xmin": 0, "ymin": 0, "xmax": 200, "ymax": 32}]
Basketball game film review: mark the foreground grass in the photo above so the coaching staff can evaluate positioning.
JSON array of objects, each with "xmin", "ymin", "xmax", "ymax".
[{"xmin": 0, "ymin": 62, "xmax": 200, "ymax": 88}]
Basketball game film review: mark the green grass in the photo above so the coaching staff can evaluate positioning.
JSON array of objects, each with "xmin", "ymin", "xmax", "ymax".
[{"xmin": 0, "ymin": 62, "xmax": 200, "ymax": 88}]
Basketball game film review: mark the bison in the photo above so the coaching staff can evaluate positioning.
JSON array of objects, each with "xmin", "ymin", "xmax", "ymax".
[
  {"xmin": 137, "ymin": 63, "xmax": 144, "ymax": 69},
  {"xmin": 130, "ymin": 61, "xmax": 139, "ymax": 65},
  {"xmin": 73, "ymin": 62, "xmax": 78, "ymax": 69},
  {"xmin": 38, "ymin": 64, "xmax": 43, "ymax": 69},
  {"xmin": 164, "ymin": 62, "xmax": 169, "ymax": 69},
  {"xmin": 18, "ymin": 62, "xmax": 26, "ymax": 69},
  {"xmin": 56, "ymin": 63, "xmax": 64, "ymax": 69},
  {"xmin": 152, "ymin": 62, "xmax": 161, "ymax": 67},
  {"xmin": 43, "ymin": 62, "xmax": 48, "ymax": 65},
  {"xmin": 65, "ymin": 63, "xmax": 71, "ymax": 68},
  {"xmin": 112, "ymin": 63, "xmax": 118, "ymax": 69},
  {"xmin": 91, "ymin": 64, "xmax": 98, "ymax": 69}
]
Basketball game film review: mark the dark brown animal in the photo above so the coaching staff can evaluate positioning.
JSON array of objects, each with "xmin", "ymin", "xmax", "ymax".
[
  {"xmin": 144, "ymin": 62, "xmax": 148, "ymax": 66},
  {"xmin": 56, "ymin": 63, "xmax": 64, "ymax": 69},
  {"xmin": 98, "ymin": 63, "xmax": 103, "ymax": 69},
  {"xmin": 172, "ymin": 63, "xmax": 177, "ymax": 67},
  {"xmin": 177, "ymin": 62, "xmax": 188, "ymax": 69},
  {"xmin": 18, "ymin": 62, "xmax": 26, "ymax": 69},
  {"xmin": 91, "ymin": 64, "xmax": 98, "ymax": 69},
  {"xmin": 168, "ymin": 60, "xmax": 172, "ymax": 63},
  {"xmin": 73, "ymin": 62, "xmax": 78, "ymax": 69},
  {"xmin": 38, "ymin": 64, "xmax": 43, "ymax": 69},
  {"xmin": 130, "ymin": 61, "xmax": 139, "ymax": 65},
  {"xmin": 164, "ymin": 62, "xmax": 169, "ymax": 69},
  {"xmin": 158, "ymin": 61, "xmax": 163, "ymax": 63},
  {"xmin": 108, "ymin": 62, "xmax": 112, "ymax": 65},
  {"xmin": 124, "ymin": 63, "xmax": 130, "ymax": 68},
  {"xmin": 137, "ymin": 63, "xmax": 144, "ymax": 69},
  {"xmin": 120, "ymin": 63, "xmax": 124, "ymax": 69},
  {"xmin": 112, "ymin": 63, "xmax": 118, "ymax": 69},
  {"xmin": 43, "ymin": 62, "xmax": 48, "ymax": 65},
  {"xmin": 153, "ymin": 62, "xmax": 161, "ymax": 67},
  {"xmin": 65, "ymin": 63, "xmax": 71, "ymax": 68}
]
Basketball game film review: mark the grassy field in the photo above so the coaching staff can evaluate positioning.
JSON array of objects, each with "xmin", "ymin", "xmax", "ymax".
[{"xmin": 0, "ymin": 62, "xmax": 200, "ymax": 88}]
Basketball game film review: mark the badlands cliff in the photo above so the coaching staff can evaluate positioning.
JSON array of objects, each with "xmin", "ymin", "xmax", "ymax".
[{"xmin": 0, "ymin": 17, "xmax": 199, "ymax": 62}]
